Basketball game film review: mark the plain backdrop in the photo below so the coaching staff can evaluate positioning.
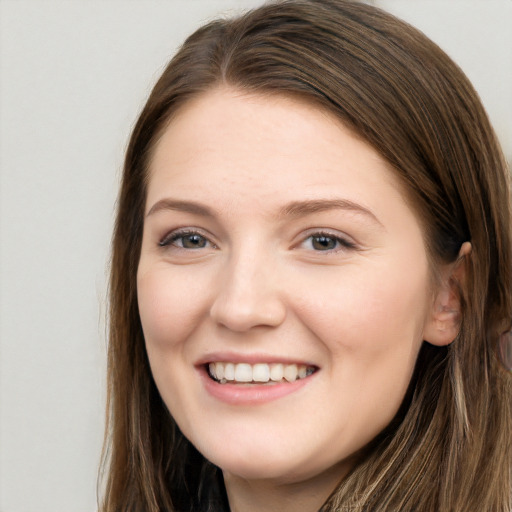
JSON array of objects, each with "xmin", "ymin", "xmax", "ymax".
[{"xmin": 0, "ymin": 1, "xmax": 510, "ymax": 511}]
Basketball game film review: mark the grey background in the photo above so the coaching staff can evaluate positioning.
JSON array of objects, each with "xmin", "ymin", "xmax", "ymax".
[{"xmin": 0, "ymin": 1, "xmax": 510, "ymax": 511}]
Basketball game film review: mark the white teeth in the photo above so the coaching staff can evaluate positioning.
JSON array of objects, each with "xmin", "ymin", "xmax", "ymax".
[
  {"xmin": 252, "ymin": 363, "xmax": 270, "ymax": 382},
  {"xmin": 215, "ymin": 362, "xmax": 224, "ymax": 380},
  {"xmin": 234, "ymin": 363, "xmax": 252, "ymax": 382},
  {"xmin": 269, "ymin": 363, "xmax": 284, "ymax": 381},
  {"xmin": 207, "ymin": 362, "xmax": 315, "ymax": 384},
  {"xmin": 224, "ymin": 362, "xmax": 235, "ymax": 381},
  {"xmin": 283, "ymin": 364, "xmax": 298, "ymax": 382}
]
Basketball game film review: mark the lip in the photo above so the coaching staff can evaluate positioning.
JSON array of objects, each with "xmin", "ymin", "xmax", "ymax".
[
  {"xmin": 199, "ymin": 366, "xmax": 315, "ymax": 404},
  {"xmin": 195, "ymin": 351, "xmax": 316, "ymax": 366},
  {"xmin": 196, "ymin": 353, "xmax": 318, "ymax": 405}
]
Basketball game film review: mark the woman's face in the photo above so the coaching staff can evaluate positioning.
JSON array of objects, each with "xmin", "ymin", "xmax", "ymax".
[{"xmin": 137, "ymin": 88, "xmax": 435, "ymax": 486}]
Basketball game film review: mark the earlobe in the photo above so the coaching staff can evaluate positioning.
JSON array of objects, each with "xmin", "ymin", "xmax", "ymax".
[
  {"xmin": 423, "ymin": 288, "xmax": 462, "ymax": 346},
  {"xmin": 423, "ymin": 242, "xmax": 472, "ymax": 347}
]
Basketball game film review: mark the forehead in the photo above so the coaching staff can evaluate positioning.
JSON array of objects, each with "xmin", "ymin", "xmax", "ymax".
[{"xmin": 147, "ymin": 88, "xmax": 404, "ymax": 209}]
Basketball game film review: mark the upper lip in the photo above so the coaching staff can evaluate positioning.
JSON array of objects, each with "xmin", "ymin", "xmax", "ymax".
[{"xmin": 195, "ymin": 352, "xmax": 318, "ymax": 367}]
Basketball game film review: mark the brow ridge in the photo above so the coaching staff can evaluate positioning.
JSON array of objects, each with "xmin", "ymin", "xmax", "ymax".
[
  {"xmin": 278, "ymin": 198, "xmax": 381, "ymax": 225},
  {"xmin": 146, "ymin": 199, "xmax": 214, "ymax": 217},
  {"xmin": 146, "ymin": 197, "xmax": 381, "ymax": 226}
]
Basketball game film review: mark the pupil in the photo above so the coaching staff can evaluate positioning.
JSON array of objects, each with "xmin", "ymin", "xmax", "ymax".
[
  {"xmin": 183, "ymin": 234, "xmax": 206, "ymax": 249},
  {"xmin": 312, "ymin": 236, "xmax": 336, "ymax": 250}
]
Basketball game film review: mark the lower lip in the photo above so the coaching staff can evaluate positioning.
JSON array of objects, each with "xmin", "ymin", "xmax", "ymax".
[{"xmin": 199, "ymin": 367, "xmax": 315, "ymax": 405}]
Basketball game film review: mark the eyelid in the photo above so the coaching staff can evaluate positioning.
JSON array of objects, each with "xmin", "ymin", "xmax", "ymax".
[
  {"xmin": 158, "ymin": 227, "xmax": 217, "ymax": 249},
  {"xmin": 156, "ymin": 226, "xmax": 358, "ymax": 253},
  {"xmin": 296, "ymin": 229, "xmax": 358, "ymax": 252}
]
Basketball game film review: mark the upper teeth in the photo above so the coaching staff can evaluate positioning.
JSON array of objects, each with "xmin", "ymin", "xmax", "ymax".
[{"xmin": 208, "ymin": 362, "xmax": 314, "ymax": 383}]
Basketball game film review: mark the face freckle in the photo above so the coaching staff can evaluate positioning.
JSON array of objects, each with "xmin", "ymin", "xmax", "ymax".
[{"xmin": 137, "ymin": 87, "xmax": 435, "ymax": 490}]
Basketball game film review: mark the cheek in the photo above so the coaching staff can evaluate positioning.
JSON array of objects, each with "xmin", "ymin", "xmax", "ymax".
[
  {"xmin": 137, "ymin": 266, "xmax": 210, "ymax": 351},
  {"xmin": 294, "ymin": 258, "xmax": 429, "ymax": 379}
]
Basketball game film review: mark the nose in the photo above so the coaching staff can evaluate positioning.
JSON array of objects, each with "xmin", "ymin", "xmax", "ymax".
[{"xmin": 209, "ymin": 250, "xmax": 287, "ymax": 332}]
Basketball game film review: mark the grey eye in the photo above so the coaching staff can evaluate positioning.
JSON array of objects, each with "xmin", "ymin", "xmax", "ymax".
[
  {"xmin": 160, "ymin": 231, "xmax": 212, "ymax": 249},
  {"xmin": 179, "ymin": 234, "xmax": 208, "ymax": 249},
  {"xmin": 311, "ymin": 235, "xmax": 338, "ymax": 251}
]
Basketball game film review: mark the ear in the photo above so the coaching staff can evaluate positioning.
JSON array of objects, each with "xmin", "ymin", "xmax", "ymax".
[{"xmin": 423, "ymin": 242, "xmax": 472, "ymax": 346}]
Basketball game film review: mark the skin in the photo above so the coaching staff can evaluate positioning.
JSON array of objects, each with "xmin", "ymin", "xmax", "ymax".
[{"xmin": 137, "ymin": 88, "xmax": 457, "ymax": 512}]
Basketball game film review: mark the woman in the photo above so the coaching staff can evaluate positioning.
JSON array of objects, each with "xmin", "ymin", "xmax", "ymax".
[{"xmin": 100, "ymin": 1, "xmax": 512, "ymax": 510}]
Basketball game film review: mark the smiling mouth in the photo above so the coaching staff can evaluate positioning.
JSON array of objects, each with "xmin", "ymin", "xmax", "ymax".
[{"xmin": 207, "ymin": 362, "xmax": 317, "ymax": 384}]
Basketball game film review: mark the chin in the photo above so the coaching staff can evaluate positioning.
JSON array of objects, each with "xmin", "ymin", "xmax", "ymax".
[
  {"xmin": 206, "ymin": 445, "xmax": 323, "ymax": 483},
  {"xmin": 198, "ymin": 441, "xmax": 287, "ymax": 478}
]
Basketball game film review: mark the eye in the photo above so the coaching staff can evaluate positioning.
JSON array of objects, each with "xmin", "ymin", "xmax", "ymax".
[
  {"xmin": 159, "ymin": 230, "xmax": 215, "ymax": 250},
  {"xmin": 310, "ymin": 234, "xmax": 338, "ymax": 251},
  {"xmin": 301, "ymin": 232, "xmax": 355, "ymax": 252}
]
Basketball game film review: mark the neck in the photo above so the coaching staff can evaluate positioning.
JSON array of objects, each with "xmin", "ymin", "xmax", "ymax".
[{"xmin": 223, "ymin": 463, "xmax": 348, "ymax": 512}]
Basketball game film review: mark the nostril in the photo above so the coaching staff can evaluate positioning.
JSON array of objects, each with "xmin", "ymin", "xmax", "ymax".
[{"xmin": 210, "ymin": 298, "xmax": 287, "ymax": 332}]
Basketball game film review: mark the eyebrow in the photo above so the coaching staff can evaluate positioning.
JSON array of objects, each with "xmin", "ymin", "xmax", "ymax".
[
  {"xmin": 146, "ymin": 197, "xmax": 382, "ymax": 226},
  {"xmin": 146, "ymin": 199, "xmax": 215, "ymax": 217},
  {"xmin": 278, "ymin": 198, "xmax": 383, "ymax": 226}
]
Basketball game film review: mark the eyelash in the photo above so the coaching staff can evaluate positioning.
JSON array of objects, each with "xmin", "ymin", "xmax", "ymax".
[
  {"xmin": 158, "ymin": 229, "xmax": 356, "ymax": 254},
  {"xmin": 159, "ymin": 229, "xmax": 216, "ymax": 250},
  {"xmin": 299, "ymin": 231, "xmax": 356, "ymax": 253}
]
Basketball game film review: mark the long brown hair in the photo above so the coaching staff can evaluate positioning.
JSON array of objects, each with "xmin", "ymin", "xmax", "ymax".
[{"xmin": 100, "ymin": 1, "xmax": 512, "ymax": 510}]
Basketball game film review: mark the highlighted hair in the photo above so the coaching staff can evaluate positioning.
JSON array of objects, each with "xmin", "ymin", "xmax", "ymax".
[{"xmin": 101, "ymin": 1, "xmax": 512, "ymax": 510}]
